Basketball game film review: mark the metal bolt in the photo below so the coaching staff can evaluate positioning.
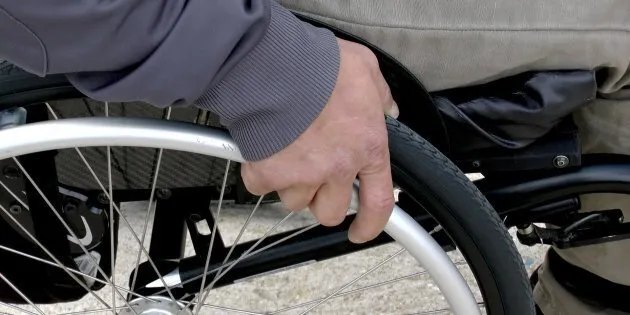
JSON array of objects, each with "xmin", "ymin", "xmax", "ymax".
[
  {"xmin": 553, "ymin": 155, "xmax": 570, "ymax": 168},
  {"xmin": 63, "ymin": 202, "xmax": 78, "ymax": 212},
  {"xmin": 472, "ymin": 160, "xmax": 481, "ymax": 168},
  {"xmin": 8, "ymin": 204, "xmax": 22, "ymax": 215},
  {"xmin": 215, "ymin": 185, "xmax": 232, "ymax": 194},
  {"xmin": 2, "ymin": 165, "xmax": 20, "ymax": 179},
  {"xmin": 156, "ymin": 188, "xmax": 172, "ymax": 200},
  {"xmin": 97, "ymin": 193, "xmax": 109, "ymax": 204}
]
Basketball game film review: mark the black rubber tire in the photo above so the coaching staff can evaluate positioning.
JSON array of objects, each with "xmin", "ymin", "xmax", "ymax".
[
  {"xmin": 0, "ymin": 60, "xmax": 81, "ymax": 108},
  {"xmin": 0, "ymin": 60, "xmax": 534, "ymax": 314},
  {"xmin": 386, "ymin": 117, "xmax": 534, "ymax": 315}
]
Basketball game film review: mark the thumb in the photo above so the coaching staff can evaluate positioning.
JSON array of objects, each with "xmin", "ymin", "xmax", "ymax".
[
  {"xmin": 348, "ymin": 150, "xmax": 394, "ymax": 243},
  {"xmin": 386, "ymin": 101, "xmax": 399, "ymax": 119}
]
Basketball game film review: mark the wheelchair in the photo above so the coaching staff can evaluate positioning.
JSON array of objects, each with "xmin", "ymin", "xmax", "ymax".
[{"xmin": 0, "ymin": 17, "xmax": 626, "ymax": 315}]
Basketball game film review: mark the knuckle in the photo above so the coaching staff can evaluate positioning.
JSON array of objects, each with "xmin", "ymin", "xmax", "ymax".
[
  {"xmin": 240, "ymin": 164, "xmax": 266, "ymax": 195},
  {"xmin": 371, "ymin": 194, "xmax": 395, "ymax": 214},
  {"xmin": 362, "ymin": 185, "xmax": 394, "ymax": 213},
  {"xmin": 240, "ymin": 166, "xmax": 256, "ymax": 191},
  {"xmin": 358, "ymin": 47, "xmax": 379, "ymax": 68},
  {"xmin": 346, "ymin": 43, "xmax": 379, "ymax": 72}
]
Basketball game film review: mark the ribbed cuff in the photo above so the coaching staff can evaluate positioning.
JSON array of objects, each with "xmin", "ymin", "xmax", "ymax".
[{"xmin": 196, "ymin": 1, "xmax": 340, "ymax": 161}]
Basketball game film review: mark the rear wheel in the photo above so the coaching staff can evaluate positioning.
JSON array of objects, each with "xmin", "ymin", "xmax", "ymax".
[
  {"xmin": 0, "ymin": 99, "xmax": 533, "ymax": 314},
  {"xmin": 0, "ymin": 59, "xmax": 533, "ymax": 314}
]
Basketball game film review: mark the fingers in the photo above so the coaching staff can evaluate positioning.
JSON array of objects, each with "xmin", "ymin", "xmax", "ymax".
[
  {"xmin": 278, "ymin": 185, "xmax": 318, "ymax": 211},
  {"xmin": 374, "ymin": 71, "xmax": 398, "ymax": 119},
  {"xmin": 309, "ymin": 179, "xmax": 354, "ymax": 227},
  {"xmin": 349, "ymin": 150, "xmax": 394, "ymax": 243}
]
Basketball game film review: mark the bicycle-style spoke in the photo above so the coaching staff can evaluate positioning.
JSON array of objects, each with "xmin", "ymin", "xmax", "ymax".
[
  {"xmin": 192, "ymin": 211, "xmax": 296, "ymax": 310},
  {"xmin": 411, "ymin": 302, "xmax": 485, "ymax": 315},
  {"xmin": 189, "ymin": 160, "xmax": 232, "ymax": 314},
  {"xmin": 105, "ymin": 101, "xmax": 116, "ymax": 315},
  {"xmin": 183, "ymin": 195, "xmax": 263, "ymax": 312},
  {"xmin": 129, "ymin": 107, "xmax": 172, "ymax": 292},
  {"xmin": 209, "ymin": 211, "xmax": 296, "ymax": 285},
  {"xmin": 196, "ymin": 303, "xmax": 266, "ymax": 315},
  {"xmin": 0, "ymin": 301, "xmax": 41, "ymax": 315},
  {"xmin": 0, "ymin": 202, "xmax": 111, "ymax": 309},
  {"xmin": 68, "ymin": 144, "xmax": 178, "ymax": 300},
  {"xmin": 10, "ymin": 159, "xmax": 139, "ymax": 314},
  {"xmin": 152, "ymin": 219, "xmax": 317, "ymax": 299},
  {"xmin": 271, "ymin": 272, "xmax": 426, "ymax": 314},
  {"xmin": 0, "ymin": 271, "xmax": 45, "ymax": 315},
  {"xmin": 45, "ymin": 103, "xmax": 179, "ymax": 303},
  {"xmin": 243, "ymin": 222, "xmax": 319, "ymax": 260},
  {"xmin": 0, "ymin": 244, "xmax": 155, "ymax": 303},
  {"xmin": 297, "ymin": 248, "xmax": 407, "ymax": 315},
  {"xmin": 291, "ymin": 226, "xmax": 449, "ymax": 314},
  {"xmin": 56, "ymin": 303, "xmax": 264, "ymax": 315},
  {"xmin": 0, "ymin": 103, "xmax": 491, "ymax": 314},
  {"xmin": 214, "ymin": 195, "xmax": 265, "ymax": 280},
  {"xmin": 0, "ymin": 180, "xmax": 29, "ymax": 210},
  {"xmin": 269, "ymin": 260, "xmax": 466, "ymax": 315},
  {"xmin": 55, "ymin": 306, "xmax": 129, "ymax": 315}
]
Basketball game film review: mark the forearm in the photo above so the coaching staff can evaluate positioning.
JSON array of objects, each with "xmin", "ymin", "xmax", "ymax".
[{"xmin": 0, "ymin": 0, "xmax": 339, "ymax": 160}]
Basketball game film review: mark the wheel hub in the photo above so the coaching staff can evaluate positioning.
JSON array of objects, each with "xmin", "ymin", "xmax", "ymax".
[{"xmin": 119, "ymin": 296, "xmax": 191, "ymax": 315}]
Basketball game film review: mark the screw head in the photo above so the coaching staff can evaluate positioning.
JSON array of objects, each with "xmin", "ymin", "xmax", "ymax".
[
  {"xmin": 97, "ymin": 193, "xmax": 109, "ymax": 204},
  {"xmin": 63, "ymin": 202, "xmax": 78, "ymax": 212},
  {"xmin": 553, "ymin": 155, "xmax": 570, "ymax": 168},
  {"xmin": 156, "ymin": 188, "xmax": 172, "ymax": 200},
  {"xmin": 3, "ymin": 165, "xmax": 20, "ymax": 179},
  {"xmin": 215, "ymin": 185, "xmax": 232, "ymax": 194},
  {"xmin": 8, "ymin": 204, "xmax": 22, "ymax": 215}
]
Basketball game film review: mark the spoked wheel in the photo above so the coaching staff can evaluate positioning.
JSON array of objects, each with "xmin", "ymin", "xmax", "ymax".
[{"xmin": 0, "ymin": 100, "xmax": 534, "ymax": 315}]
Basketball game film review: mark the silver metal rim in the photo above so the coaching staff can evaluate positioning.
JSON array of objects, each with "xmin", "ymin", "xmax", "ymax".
[{"xmin": 0, "ymin": 115, "xmax": 479, "ymax": 315}]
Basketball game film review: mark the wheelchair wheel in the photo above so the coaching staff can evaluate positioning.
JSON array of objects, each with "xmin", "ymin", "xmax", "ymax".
[
  {"xmin": 0, "ymin": 107, "xmax": 532, "ymax": 314},
  {"xmin": 0, "ymin": 100, "xmax": 533, "ymax": 314}
]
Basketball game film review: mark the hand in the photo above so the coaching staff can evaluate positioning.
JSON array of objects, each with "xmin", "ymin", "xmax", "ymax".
[{"xmin": 241, "ymin": 38, "xmax": 397, "ymax": 243}]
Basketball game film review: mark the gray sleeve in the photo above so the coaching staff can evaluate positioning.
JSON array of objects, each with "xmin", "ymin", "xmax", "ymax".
[{"xmin": 0, "ymin": 0, "xmax": 340, "ymax": 161}]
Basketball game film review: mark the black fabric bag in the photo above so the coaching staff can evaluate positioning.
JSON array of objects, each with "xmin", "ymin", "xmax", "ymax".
[{"xmin": 433, "ymin": 70, "xmax": 596, "ymax": 153}]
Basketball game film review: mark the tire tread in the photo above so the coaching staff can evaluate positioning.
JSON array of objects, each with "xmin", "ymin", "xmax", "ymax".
[{"xmin": 386, "ymin": 117, "xmax": 535, "ymax": 314}]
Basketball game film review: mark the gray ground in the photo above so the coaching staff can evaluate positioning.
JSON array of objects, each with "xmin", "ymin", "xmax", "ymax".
[{"xmin": 0, "ymin": 196, "xmax": 548, "ymax": 315}]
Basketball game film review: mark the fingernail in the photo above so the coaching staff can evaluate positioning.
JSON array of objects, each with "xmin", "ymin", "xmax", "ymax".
[
  {"xmin": 386, "ymin": 102, "xmax": 399, "ymax": 119},
  {"xmin": 348, "ymin": 232, "xmax": 367, "ymax": 244}
]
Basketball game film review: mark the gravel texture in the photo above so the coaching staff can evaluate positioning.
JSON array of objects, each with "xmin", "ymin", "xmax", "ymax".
[{"xmin": 0, "ymin": 199, "xmax": 548, "ymax": 315}]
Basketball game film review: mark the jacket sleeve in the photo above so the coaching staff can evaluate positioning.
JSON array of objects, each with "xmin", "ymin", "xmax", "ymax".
[{"xmin": 0, "ymin": 0, "xmax": 340, "ymax": 161}]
